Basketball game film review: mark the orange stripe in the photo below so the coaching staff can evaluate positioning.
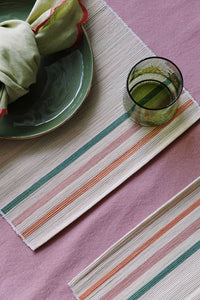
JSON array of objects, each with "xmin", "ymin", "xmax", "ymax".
[
  {"xmin": 79, "ymin": 195, "xmax": 200, "ymax": 300},
  {"xmin": 13, "ymin": 125, "xmax": 139, "ymax": 227},
  {"xmin": 21, "ymin": 100, "xmax": 193, "ymax": 239}
]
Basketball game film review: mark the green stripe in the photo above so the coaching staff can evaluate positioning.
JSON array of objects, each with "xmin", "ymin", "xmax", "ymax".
[
  {"xmin": 2, "ymin": 110, "xmax": 132, "ymax": 214},
  {"xmin": 127, "ymin": 240, "xmax": 200, "ymax": 300},
  {"xmin": 133, "ymin": 79, "xmax": 171, "ymax": 108},
  {"xmin": 1, "ymin": 78, "xmax": 172, "ymax": 214}
]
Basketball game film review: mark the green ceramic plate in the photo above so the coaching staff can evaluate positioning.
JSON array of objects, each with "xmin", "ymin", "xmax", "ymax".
[{"xmin": 0, "ymin": 0, "xmax": 94, "ymax": 139}]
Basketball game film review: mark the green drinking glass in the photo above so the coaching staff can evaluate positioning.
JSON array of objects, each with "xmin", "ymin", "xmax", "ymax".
[{"xmin": 123, "ymin": 57, "xmax": 183, "ymax": 126}]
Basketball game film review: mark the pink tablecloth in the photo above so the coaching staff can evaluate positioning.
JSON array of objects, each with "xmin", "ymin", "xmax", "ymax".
[{"xmin": 1, "ymin": 1, "xmax": 200, "ymax": 299}]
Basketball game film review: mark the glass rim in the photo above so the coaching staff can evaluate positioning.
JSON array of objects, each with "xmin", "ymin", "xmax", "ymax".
[{"xmin": 126, "ymin": 56, "xmax": 184, "ymax": 111}]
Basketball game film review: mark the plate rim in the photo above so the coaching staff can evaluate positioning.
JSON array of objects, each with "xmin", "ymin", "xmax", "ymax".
[{"xmin": 0, "ymin": 25, "xmax": 94, "ymax": 140}]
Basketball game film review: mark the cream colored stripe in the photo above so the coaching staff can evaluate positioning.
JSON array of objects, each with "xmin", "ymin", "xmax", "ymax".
[
  {"xmin": 69, "ymin": 178, "xmax": 200, "ymax": 296},
  {"xmin": 87, "ymin": 211, "xmax": 200, "ymax": 299},
  {"xmin": 14, "ymin": 127, "xmax": 144, "ymax": 231},
  {"xmin": 6, "ymin": 119, "xmax": 139, "ymax": 220},
  {"xmin": 140, "ymin": 246, "xmax": 200, "ymax": 300},
  {"xmin": 7, "ymin": 97, "xmax": 194, "ymax": 225},
  {"xmin": 24, "ymin": 104, "xmax": 200, "ymax": 250},
  {"xmin": 24, "ymin": 101, "xmax": 198, "ymax": 248},
  {"xmin": 76, "ymin": 208, "xmax": 200, "ymax": 298},
  {"xmin": 11, "ymin": 124, "xmax": 140, "ymax": 225},
  {"xmin": 70, "ymin": 138, "xmax": 200, "ymax": 290},
  {"xmin": 114, "ymin": 233, "xmax": 200, "ymax": 300},
  {"xmin": 5, "ymin": 91, "xmax": 195, "ymax": 221},
  {"xmin": 5, "ymin": 92, "xmax": 196, "ymax": 224}
]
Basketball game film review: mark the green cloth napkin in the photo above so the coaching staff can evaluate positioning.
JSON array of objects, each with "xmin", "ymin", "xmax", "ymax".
[{"xmin": 0, "ymin": 0, "xmax": 88, "ymax": 119}]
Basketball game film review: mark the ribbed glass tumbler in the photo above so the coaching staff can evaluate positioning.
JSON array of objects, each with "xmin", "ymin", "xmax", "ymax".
[{"xmin": 123, "ymin": 57, "xmax": 183, "ymax": 126}]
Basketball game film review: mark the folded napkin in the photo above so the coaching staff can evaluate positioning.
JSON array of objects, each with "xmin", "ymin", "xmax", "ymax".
[{"xmin": 0, "ymin": 0, "xmax": 88, "ymax": 119}]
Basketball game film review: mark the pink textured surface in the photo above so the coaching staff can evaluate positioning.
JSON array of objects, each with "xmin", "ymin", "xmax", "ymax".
[{"xmin": 1, "ymin": 1, "xmax": 200, "ymax": 299}]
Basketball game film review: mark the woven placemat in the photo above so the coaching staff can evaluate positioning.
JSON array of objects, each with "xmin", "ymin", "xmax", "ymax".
[
  {"xmin": 69, "ymin": 177, "xmax": 200, "ymax": 300},
  {"xmin": 0, "ymin": 0, "xmax": 200, "ymax": 250}
]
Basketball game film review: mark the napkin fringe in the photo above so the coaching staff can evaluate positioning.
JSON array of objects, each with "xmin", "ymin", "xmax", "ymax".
[
  {"xmin": 0, "ymin": 108, "xmax": 8, "ymax": 120},
  {"xmin": 32, "ymin": 0, "xmax": 88, "ymax": 49}
]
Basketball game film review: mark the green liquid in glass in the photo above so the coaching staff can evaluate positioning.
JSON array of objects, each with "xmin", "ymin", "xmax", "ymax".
[{"xmin": 130, "ymin": 80, "xmax": 173, "ymax": 109}]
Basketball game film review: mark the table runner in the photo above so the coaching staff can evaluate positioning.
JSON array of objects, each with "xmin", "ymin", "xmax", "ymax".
[
  {"xmin": 0, "ymin": 0, "xmax": 200, "ymax": 250},
  {"xmin": 69, "ymin": 176, "xmax": 200, "ymax": 300}
]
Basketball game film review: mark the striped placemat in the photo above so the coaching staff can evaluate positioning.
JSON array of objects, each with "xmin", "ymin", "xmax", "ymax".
[
  {"xmin": 0, "ymin": 0, "xmax": 200, "ymax": 250},
  {"xmin": 69, "ymin": 177, "xmax": 200, "ymax": 300}
]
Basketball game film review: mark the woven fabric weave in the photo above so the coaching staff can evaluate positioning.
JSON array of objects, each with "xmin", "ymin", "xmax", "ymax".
[
  {"xmin": 0, "ymin": 0, "xmax": 200, "ymax": 250},
  {"xmin": 69, "ymin": 177, "xmax": 200, "ymax": 300}
]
